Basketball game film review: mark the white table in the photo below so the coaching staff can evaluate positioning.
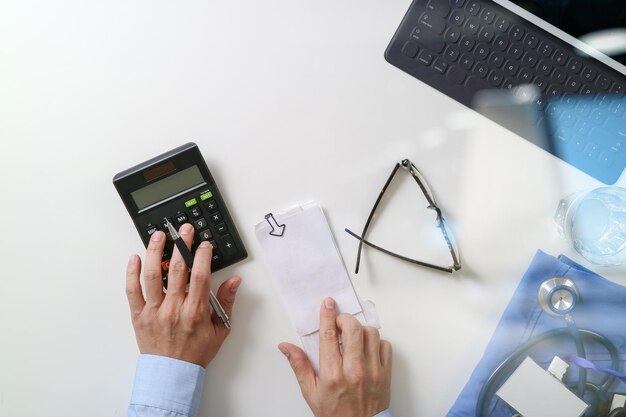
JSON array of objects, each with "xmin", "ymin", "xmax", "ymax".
[{"xmin": 2, "ymin": 1, "xmax": 625, "ymax": 416}]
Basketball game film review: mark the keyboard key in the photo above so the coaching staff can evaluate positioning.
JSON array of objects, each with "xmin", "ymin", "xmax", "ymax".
[
  {"xmin": 427, "ymin": 0, "xmax": 451, "ymax": 17},
  {"xmin": 566, "ymin": 57, "xmax": 583, "ymax": 74},
  {"xmin": 572, "ymin": 136, "xmax": 585, "ymax": 151},
  {"xmin": 510, "ymin": 25, "xmax": 524, "ymax": 41},
  {"xmin": 448, "ymin": 66, "xmax": 466, "ymax": 84},
  {"xmin": 204, "ymin": 199, "xmax": 217, "ymax": 211},
  {"xmin": 466, "ymin": 1, "xmax": 480, "ymax": 15},
  {"xmin": 215, "ymin": 223, "xmax": 228, "ymax": 235},
  {"xmin": 450, "ymin": 0, "xmax": 466, "ymax": 7},
  {"xmin": 522, "ymin": 51, "xmax": 538, "ymax": 68},
  {"xmin": 518, "ymin": 68, "xmax": 532, "ymax": 83},
  {"xmin": 554, "ymin": 129, "xmax": 571, "ymax": 144},
  {"xmin": 402, "ymin": 41, "xmax": 419, "ymax": 58},
  {"xmin": 553, "ymin": 50, "xmax": 568, "ymax": 65},
  {"xmin": 576, "ymin": 100, "xmax": 592, "ymax": 117},
  {"xmin": 610, "ymin": 100, "xmax": 625, "ymax": 118},
  {"xmin": 488, "ymin": 70, "xmax": 504, "ymax": 86},
  {"xmin": 190, "ymin": 206, "xmax": 202, "ymax": 218},
  {"xmin": 560, "ymin": 111, "xmax": 576, "ymax": 127},
  {"xmin": 502, "ymin": 79, "xmax": 516, "ymax": 89},
  {"xmin": 474, "ymin": 61, "xmax": 489, "ymax": 78},
  {"xmin": 584, "ymin": 142, "xmax": 601, "ymax": 159},
  {"xmin": 411, "ymin": 27, "xmax": 445, "ymax": 53},
  {"xmin": 590, "ymin": 109, "xmax": 607, "ymax": 124},
  {"xmin": 478, "ymin": 27, "xmax": 495, "ymax": 43},
  {"xmin": 480, "ymin": 8, "xmax": 495, "ymax": 24},
  {"xmin": 198, "ymin": 229, "xmax": 213, "ymax": 241},
  {"xmin": 575, "ymin": 120, "xmax": 592, "ymax": 135},
  {"xmin": 445, "ymin": 26, "xmax": 462, "ymax": 43},
  {"xmin": 418, "ymin": 50, "xmax": 434, "ymax": 65},
  {"xmin": 533, "ymin": 76, "xmax": 548, "ymax": 92},
  {"xmin": 495, "ymin": 17, "xmax": 510, "ymax": 32},
  {"xmin": 611, "ymin": 82, "xmax": 625, "ymax": 94},
  {"xmin": 489, "ymin": 52, "xmax": 505, "ymax": 68},
  {"xmin": 538, "ymin": 61, "xmax": 552, "ymax": 76},
  {"xmin": 433, "ymin": 58, "xmax": 449, "ymax": 74},
  {"xmin": 460, "ymin": 36, "xmax": 476, "ymax": 51},
  {"xmin": 564, "ymin": 76, "xmax": 582, "ymax": 92},
  {"xmin": 606, "ymin": 117, "xmax": 626, "ymax": 139},
  {"xmin": 552, "ymin": 68, "xmax": 567, "ymax": 84},
  {"xmin": 459, "ymin": 53, "xmax": 474, "ymax": 69},
  {"xmin": 539, "ymin": 42, "xmax": 554, "ymax": 57},
  {"xmin": 581, "ymin": 66, "xmax": 597, "ymax": 83},
  {"xmin": 445, "ymin": 45, "xmax": 461, "ymax": 61},
  {"xmin": 146, "ymin": 225, "xmax": 158, "ymax": 236},
  {"xmin": 596, "ymin": 74, "xmax": 611, "ymax": 90},
  {"xmin": 419, "ymin": 13, "xmax": 446, "ymax": 35},
  {"xmin": 464, "ymin": 18, "xmax": 480, "ymax": 35},
  {"xmin": 524, "ymin": 33, "xmax": 539, "ymax": 49},
  {"xmin": 209, "ymin": 211, "xmax": 223, "ymax": 224},
  {"xmin": 504, "ymin": 61, "xmax": 519, "ymax": 76},
  {"xmin": 580, "ymin": 84, "xmax": 594, "ymax": 95},
  {"xmin": 174, "ymin": 213, "xmax": 189, "ymax": 227},
  {"xmin": 474, "ymin": 43, "xmax": 490, "ymax": 60},
  {"xmin": 221, "ymin": 235, "xmax": 238, "ymax": 256},
  {"xmin": 600, "ymin": 152, "xmax": 615, "ymax": 166},
  {"xmin": 547, "ymin": 85, "xmax": 563, "ymax": 97},
  {"xmin": 595, "ymin": 94, "xmax": 611, "ymax": 109},
  {"xmin": 494, "ymin": 34, "xmax": 509, "ymax": 51},
  {"xmin": 508, "ymin": 44, "xmax": 523, "ymax": 59},
  {"xmin": 449, "ymin": 10, "xmax": 465, "ymax": 26}
]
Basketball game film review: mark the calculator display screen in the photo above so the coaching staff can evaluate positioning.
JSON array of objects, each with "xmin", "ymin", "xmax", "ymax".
[{"xmin": 131, "ymin": 165, "xmax": 205, "ymax": 210}]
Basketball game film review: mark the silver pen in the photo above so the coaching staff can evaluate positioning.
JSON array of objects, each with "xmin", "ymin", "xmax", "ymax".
[{"xmin": 164, "ymin": 218, "xmax": 231, "ymax": 329}]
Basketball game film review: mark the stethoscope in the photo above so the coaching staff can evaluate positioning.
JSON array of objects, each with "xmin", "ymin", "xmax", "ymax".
[{"xmin": 476, "ymin": 277, "xmax": 624, "ymax": 417}]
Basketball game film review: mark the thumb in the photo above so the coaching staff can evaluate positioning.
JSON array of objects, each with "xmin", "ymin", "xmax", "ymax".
[
  {"xmin": 278, "ymin": 342, "xmax": 316, "ymax": 394},
  {"xmin": 214, "ymin": 276, "xmax": 242, "ymax": 319}
]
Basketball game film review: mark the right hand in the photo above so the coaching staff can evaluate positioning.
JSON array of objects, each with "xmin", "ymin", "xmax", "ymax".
[{"xmin": 278, "ymin": 297, "xmax": 392, "ymax": 417}]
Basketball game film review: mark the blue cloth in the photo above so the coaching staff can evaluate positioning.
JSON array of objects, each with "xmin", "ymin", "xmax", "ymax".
[
  {"xmin": 447, "ymin": 250, "xmax": 626, "ymax": 417},
  {"xmin": 127, "ymin": 354, "xmax": 393, "ymax": 417}
]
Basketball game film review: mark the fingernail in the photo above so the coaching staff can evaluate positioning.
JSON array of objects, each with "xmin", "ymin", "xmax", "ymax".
[
  {"xmin": 180, "ymin": 223, "xmax": 193, "ymax": 235},
  {"xmin": 229, "ymin": 277, "xmax": 242, "ymax": 294},
  {"xmin": 199, "ymin": 241, "xmax": 211, "ymax": 248},
  {"xmin": 129, "ymin": 254, "xmax": 139, "ymax": 264},
  {"xmin": 324, "ymin": 297, "xmax": 335, "ymax": 310},
  {"xmin": 278, "ymin": 345, "xmax": 290, "ymax": 358},
  {"xmin": 151, "ymin": 231, "xmax": 164, "ymax": 241}
]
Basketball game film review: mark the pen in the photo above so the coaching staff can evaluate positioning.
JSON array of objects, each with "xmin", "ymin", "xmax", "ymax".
[{"xmin": 164, "ymin": 218, "xmax": 231, "ymax": 329}]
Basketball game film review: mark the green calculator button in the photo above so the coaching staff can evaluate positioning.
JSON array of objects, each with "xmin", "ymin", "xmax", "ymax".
[
  {"xmin": 184, "ymin": 198, "xmax": 198, "ymax": 208},
  {"xmin": 200, "ymin": 191, "xmax": 213, "ymax": 201}
]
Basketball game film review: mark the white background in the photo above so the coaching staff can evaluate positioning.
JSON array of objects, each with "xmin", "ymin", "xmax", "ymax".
[{"xmin": 1, "ymin": 1, "xmax": 625, "ymax": 416}]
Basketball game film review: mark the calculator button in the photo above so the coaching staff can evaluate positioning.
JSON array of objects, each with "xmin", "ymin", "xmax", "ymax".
[
  {"xmin": 174, "ymin": 213, "xmax": 189, "ymax": 227},
  {"xmin": 200, "ymin": 190, "xmax": 213, "ymax": 201},
  {"xmin": 194, "ymin": 218, "xmax": 208, "ymax": 230},
  {"xmin": 198, "ymin": 229, "xmax": 213, "ymax": 241},
  {"xmin": 215, "ymin": 223, "xmax": 228, "ymax": 235},
  {"xmin": 146, "ymin": 225, "xmax": 158, "ymax": 236},
  {"xmin": 211, "ymin": 250, "xmax": 223, "ymax": 264},
  {"xmin": 190, "ymin": 206, "xmax": 203, "ymax": 218},
  {"xmin": 208, "ymin": 240, "xmax": 218, "ymax": 250},
  {"xmin": 184, "ymin": 197, "xmax": 198, "ymax": 208},
  {"xmin": 209, "ymin": 211, "xmax": 223, "ymax": 224},
  {"xmin": 161, "ymin": 260, "xmax": 171, "ymax": 271},
  {"xmin": 161, "ymin": 249, "xmax": 170, "ymax": 260},
  {"xmin": 221, "ymin": 235, "xmax": 237, "ymax": 256},
  {"xmin": 204, "ymin": 199, "xmax": 218, "ymax": 211}
]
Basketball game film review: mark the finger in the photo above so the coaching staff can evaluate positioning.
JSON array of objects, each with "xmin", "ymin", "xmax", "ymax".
[
  {"xmin": 319, "ymin": 297, "xmax": 341, "ymax": 376},
  {"xmin": 125, "ymin": 254, "xmax": 145, "ymax": 315},
  {"xmin": 336, "ymin": 313, "xmax": 364, "ymax": 368},
  {"xmin": 212, "ymin": 276, "xmax": 242, "ymax": 322},
  {"xmin": 187, "ymin": 240, "xmax": 213, "ymax": 307},
  {"xmin": 166, "ymin": 223, "xmax": 194, "ymax": 300},
  {"xmin": 363, "ymin": 326, "xmax": 381, "ymax": 370},
  {"xmin": 144, "ymin": 231, "xmax": 166, "ymax": 307},
  {"xmin": 278, "ymin": 342, "xmax": 316, "ymax": 394},
  {"xmin": 380, "ymin": 339, "xmax": 393, "ymax": 370}
]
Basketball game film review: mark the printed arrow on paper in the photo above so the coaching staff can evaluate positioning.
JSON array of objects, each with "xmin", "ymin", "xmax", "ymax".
[{"xmin": 265, "ymin": 213, "xmax": 286, "ymax": 237}]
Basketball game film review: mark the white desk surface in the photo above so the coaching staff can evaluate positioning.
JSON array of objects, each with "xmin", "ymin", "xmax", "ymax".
[{"xmin": 2, "ymin": 1, "xmax": 625, "ymax": 416}]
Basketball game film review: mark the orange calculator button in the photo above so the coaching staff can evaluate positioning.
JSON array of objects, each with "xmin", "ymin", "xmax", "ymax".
[{"xmin": 161, "ymin": 260, "xmax": 170, "ymax": 271}]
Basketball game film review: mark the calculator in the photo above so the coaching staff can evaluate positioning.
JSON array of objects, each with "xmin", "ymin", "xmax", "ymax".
[{"xmin": 113, "ymin": 143, "xmax": 247, "ymax": 287}]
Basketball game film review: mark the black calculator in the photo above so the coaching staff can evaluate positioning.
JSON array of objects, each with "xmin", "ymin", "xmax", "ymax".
[{"xmin": 113, "ymin": 143, "xmax": 247, "ymax": 287}]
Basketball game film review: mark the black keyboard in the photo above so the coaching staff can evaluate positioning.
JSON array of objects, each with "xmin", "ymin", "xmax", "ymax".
[{"xmin": 385, "ymin": 0, "xmax": 626, "ymax": 184}]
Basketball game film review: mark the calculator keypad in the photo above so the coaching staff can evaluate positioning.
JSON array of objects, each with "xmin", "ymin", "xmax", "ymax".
[{"xmin": 141, "ymin": 188, "xmax": 241, "ymax": 287}]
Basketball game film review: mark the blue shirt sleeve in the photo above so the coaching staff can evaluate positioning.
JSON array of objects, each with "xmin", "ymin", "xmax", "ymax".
[
  {"xmin": 373, "ymin": 409, "xmax": 393, "ymax": 417},
  {"xmin": 127, "ymin": 354, "xmax": 205, "ymax": 417}
]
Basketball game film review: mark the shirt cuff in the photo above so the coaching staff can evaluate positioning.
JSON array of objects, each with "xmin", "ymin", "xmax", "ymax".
[
  {"xmin": 373, "ymin": 409, "xmax": 393, "ymax": 417},
  {"xmin": 130, "ymin": 354, "xmax": 206, "ymax": 417}
]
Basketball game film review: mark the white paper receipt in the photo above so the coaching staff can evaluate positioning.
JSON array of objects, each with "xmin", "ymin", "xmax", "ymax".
[{"xmin": 255, "ymin": 202, "xmax": 378, "ymax": 371}]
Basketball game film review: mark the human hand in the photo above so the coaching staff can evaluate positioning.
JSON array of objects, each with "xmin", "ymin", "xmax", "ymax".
[
  {"xmin": 125, "ymin": 224, "xmax": 242, "ymax": 367},
  {"xmin": 278, "ymin": 298, "xmax": 392, "ymax": 417}
]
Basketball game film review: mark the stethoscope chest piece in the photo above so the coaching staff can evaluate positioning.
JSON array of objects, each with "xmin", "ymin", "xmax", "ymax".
[{"xmin": 538, "ymin": 277, "xmax": 580, "ymax": 316}]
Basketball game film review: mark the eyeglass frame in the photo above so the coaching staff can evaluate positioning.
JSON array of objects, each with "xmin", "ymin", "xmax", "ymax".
[{"xmin": 345, "ymin": 159, "xmax": 462, "ymax": 274}]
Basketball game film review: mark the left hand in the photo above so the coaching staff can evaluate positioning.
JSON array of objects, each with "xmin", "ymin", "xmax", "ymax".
[{"xmin": 125, "ymin": 224, "xmax": 242, "ymax": 367}]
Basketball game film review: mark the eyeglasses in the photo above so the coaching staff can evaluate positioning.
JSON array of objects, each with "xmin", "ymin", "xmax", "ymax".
[{"xmin": 345, "ymin": 159, "xmax": 461, "ymax": 274}]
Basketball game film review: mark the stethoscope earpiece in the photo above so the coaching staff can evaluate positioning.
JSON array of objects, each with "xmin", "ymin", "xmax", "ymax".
[{"xmin": 538, "ymin": 277, "xmax": 580, "ymax": 317}]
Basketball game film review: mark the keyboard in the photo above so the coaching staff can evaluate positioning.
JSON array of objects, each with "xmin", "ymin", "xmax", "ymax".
[{"xmin": 385, "ymin": 0, "xmax": 626, "ymax": 184}]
